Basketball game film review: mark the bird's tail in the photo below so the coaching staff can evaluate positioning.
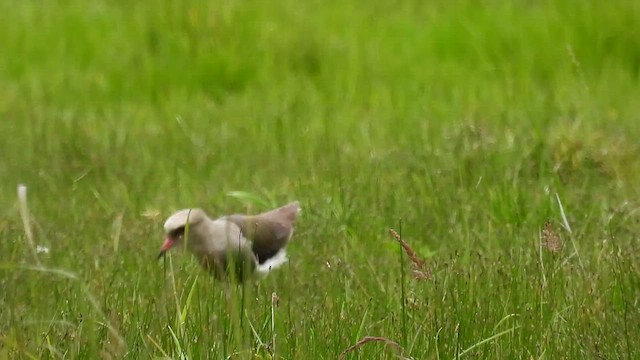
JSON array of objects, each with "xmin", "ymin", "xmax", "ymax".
[{"xmin": 256, "ymin": 249, "xmax": 288, "ymax": 276}]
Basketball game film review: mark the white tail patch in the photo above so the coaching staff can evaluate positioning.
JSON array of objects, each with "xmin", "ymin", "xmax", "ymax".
[{"xmin": 257, "ymin": 249, "xmax": 288, "ymax": 275}]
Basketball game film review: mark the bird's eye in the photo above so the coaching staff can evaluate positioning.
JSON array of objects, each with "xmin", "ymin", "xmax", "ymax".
[{"xmin": 169, "ymin": 226, "xmax": 186, "ymax": 238}]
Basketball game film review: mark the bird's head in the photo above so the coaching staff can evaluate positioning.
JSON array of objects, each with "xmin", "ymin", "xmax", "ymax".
[{"xmin": 158, "ymin": 208, "xmax": 206, "ymax": 259}]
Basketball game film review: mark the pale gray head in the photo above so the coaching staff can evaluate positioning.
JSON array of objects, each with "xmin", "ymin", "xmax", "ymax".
[{"xmin": 158, "ymin": 208, "xmax": 207, "ymax": 259}]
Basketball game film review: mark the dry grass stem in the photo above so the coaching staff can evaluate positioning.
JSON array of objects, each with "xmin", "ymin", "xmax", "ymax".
[
  {"xmin": 390, "ymin": 228, "xmax": 432, "ymax": 280},
  {"xmin": 17, "ymin": 184, "xmax": 41, "ymax": 265},
  {"xmin": 338, "ymin": 336, "xmax": 408, "ymax": 360},
  {"xmin": 542, "ymin": 220, "xmax": 562, "ymax": 253}
]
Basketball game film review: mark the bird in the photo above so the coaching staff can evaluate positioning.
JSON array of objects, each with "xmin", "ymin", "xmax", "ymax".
[{"xmin": 158, "ymin": 201, "xmax": 301, "ymax": 281}]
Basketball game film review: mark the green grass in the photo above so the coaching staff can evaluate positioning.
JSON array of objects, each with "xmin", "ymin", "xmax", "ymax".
[{"xmin": 1, "ymin": 0, "xmax": 640, "ymax": 358}]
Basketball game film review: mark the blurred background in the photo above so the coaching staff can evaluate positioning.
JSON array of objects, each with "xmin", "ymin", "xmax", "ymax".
[{"xmin": 1, "ymin": 0, "xmax": 639, "ymax": 358}]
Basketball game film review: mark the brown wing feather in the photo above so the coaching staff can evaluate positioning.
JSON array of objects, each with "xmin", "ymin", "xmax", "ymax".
[{"xmin": 226, "ymin": 201, "xmax": 300, "ymax": 264}]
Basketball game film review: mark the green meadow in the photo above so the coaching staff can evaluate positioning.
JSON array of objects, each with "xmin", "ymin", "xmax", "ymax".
[{"xmin": 1, "ymin": 0, "xmax": 639, "ymax": 358}]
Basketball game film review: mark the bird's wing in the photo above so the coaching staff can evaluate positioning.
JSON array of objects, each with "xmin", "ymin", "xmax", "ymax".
[{"xmin": 226, "ymin": 201, "xmax": 300, "ymax": 264}]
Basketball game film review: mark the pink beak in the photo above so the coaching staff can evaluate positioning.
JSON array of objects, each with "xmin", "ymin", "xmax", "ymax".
[{"xmin": 157, "ymin": 237, "xmax": 175, "ymax": 259}]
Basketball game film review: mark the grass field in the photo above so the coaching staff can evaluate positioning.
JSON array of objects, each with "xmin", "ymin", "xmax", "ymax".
[{"xmin": 1, "ymin": 0, "xmax": 640, "ymax": 358}]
